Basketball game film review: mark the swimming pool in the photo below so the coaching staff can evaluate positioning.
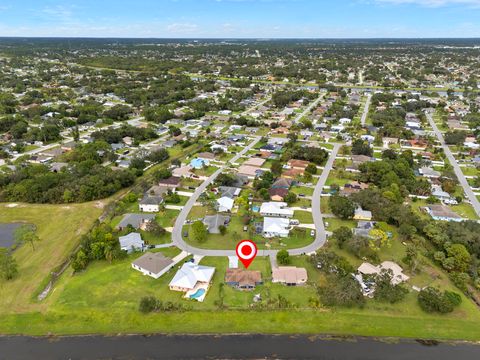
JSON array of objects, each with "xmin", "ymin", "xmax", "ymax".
[
  {"xmin": 252, "ymin": 205, "xmax": 260, "ymax": 212},
  {"xmin": 189, "ymin": 288, "xmax": 206, "ymax": 299}
]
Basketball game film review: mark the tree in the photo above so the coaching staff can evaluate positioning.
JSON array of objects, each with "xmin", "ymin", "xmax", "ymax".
[
  {"xmin": 319, "ymin": 274, "xmax": 365, "ymax": 307},
  {"xmin": 153, "ymin": 168, "xmax": 172, "ymax": 181},
  {"xmin": 71, "ymin": 249, "xmax": 89, "ymax": 272},
  {"xmin": 0, "ymin": 249, "xmax": 18, "ymax": 280},
  {"xmin": 329, "ymin": 195, "xmax": 355, "ymax": 219},
  {"xmin": 333, "ymin": 226, "xmax": 353, "ymax": 248},
  {"xmin": 270, "ymin": 160, "xmax": 283, "ymax": 176},
  {"xmin": 445, "ymin": 243, "xmax": 471, "ymax": 273},
  {"xmin": 305, "ymin": 163, "xmax": 317, "ymax": 175},
  {"xmin": 368, "ymin": 229, "xmax": 390, "ymax": 252},
  {"xmin": 351, "ymin": 139, "xmax": 373, "ymax": 156},
  {"xmin": 144, "ymin": 221, "xmax": 166, "ymax": 236},
  {"xmin": 277, "ymin": 249, "xmax": 291, "ymax": 265},
  {"xmin": 191, "ymin": 221, "xmax": 207, "ymax": 243},
  {"xmin": 418, "ymin": 287, "xmax": 461, "ymax": 313},
  {"xmin": 374, "ymin": 270, "xmax": 408, "ymax": 303},
  {"xmin": 218, "ymin": 225, "xmax": 227, "ymax": 236},
  {"xmin": 14, "ymin": 225, "xmax": 40, "ymax": 251},
  {"xmin": 284, "ymin": 192, "xmax": 297, "ymax": 205}
]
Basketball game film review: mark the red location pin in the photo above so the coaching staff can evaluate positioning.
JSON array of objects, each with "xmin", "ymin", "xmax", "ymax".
[{"xmin": 236, "ymin": 240, "xmax": 258, "ymax": 269}]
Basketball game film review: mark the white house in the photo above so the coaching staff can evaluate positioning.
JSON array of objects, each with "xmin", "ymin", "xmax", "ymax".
[
  {"xmin": 131, "ymin": 252, "xmax": 174, "ymax": 279},
  {"xmin": 169, "ymin": 262, "xmax": 215, "ymax": 292},
  {"xmin": 260, "ymin": 202, "xmax": 294, "ymax": 218},
  {"xmin": 263, "ymin": 217, "xmax": 291, "ymax": 238},
  {"xmin": 216, "ymin": 196, "xmax": 234, "ymax": 212},
  {"xmin": 339, "ymin": 118, "xmax": 352, "ymax": 125},
  {"xmin": 119, "ymin": 232, "xmax": 145, "ymax": 253},
  {"xmin": 139, "ymin": 195, "xmax": 163, "ymax": 212}
]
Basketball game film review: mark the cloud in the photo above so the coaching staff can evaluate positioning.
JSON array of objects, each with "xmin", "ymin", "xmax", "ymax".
[
  {"xmin": 375, "ymin": 0, "xmax": 480, "ymax": 7},
  {"xmin": 166, "ymin": 22, "xmax": 199, "ymax": 34}
]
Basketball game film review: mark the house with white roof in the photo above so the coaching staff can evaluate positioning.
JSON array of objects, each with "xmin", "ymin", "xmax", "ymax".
[
  {"xmin": 119, "ymin": 232, "xmax": 145, "ymax": 253},
  {"xmin": 260, "ymin": 202, "xmax": 294, "ymax": 218},
  {"xmin": 169, "ymin": 262, "xmax": 215, "ymax": 301},
  {"xmin": 263, "ymin": 217, "xmax": 291, "ymax": 238},
  {"xmin": 216, "ymin": 196, "xmax": 234, "ymax": 212}
]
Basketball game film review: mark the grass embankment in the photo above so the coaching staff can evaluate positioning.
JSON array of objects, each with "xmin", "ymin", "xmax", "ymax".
[{"xmin": 0, "ymin": 202, "xmax": 103, "ymax": 313}]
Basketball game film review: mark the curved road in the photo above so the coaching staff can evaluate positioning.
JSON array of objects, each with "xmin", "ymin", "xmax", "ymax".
[{"xmin": 171, "ymin": 139, "xmax": 341, "ymax": 257}]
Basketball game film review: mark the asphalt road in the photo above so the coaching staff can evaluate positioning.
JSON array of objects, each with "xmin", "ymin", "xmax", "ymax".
[
  {"xmin": 426, "ymin": 111, "xmax": 480, "ymax": 218},
  {"xmin": 360, "ymin": 93, "xmax": 372, "ymax": 126},
  {"xmin": 293, "ymin": 93, "xmax": 324, "ymax": 123},
  {"xmin": 171, "ymin": 140, "xmax": 340, "ymax": 258}
]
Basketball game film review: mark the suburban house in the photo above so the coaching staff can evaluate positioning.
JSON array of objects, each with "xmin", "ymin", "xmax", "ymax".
[
  {"xmin": 158, "ymin": 176, "xmax": 181, "ymax": 190},
  {"xmin": 218, "ymin": 186, "xmax": 241, "ymax": 199},
  {"xmin": 287, "ymin": 159, "xmax": 309, "ymax": 171},
  {"xmin": 260, "ymin": 202, "xmax": 294, "ymax": 218},
  {"xmin": 263, "ymin": 217, "xmax": 291, "ymax": 238},
  {"xmin": 353, "ymin": 221, "xmax": 376, "ymax": 238},
  {"xmin": 272, "ymin": 266, "xmax": 308, "ymax": 286},
  {"xmin": 419, "ymin": 167, "xmax": 441, "ymax": 179},
  {"xmin": 117, "ymin": 213, "xmax": 156, "ymax": 230},
  {"xmin": 357, "ymin": 261, "xmax": 409, "ymax": 285},
  {"xmin": 225, "ymin": 268, "xmax": 263, "ymax": 290},
  {"xmin": 243, "ymin": 157, "xmax": 266, "ymax": 167},
  {"xmin": 340, "ymin": 181, "xmax": 369, "ymax": 196},
  {"xmin": 119, "ymin": 232, "xmax": 145, "ymax": 253},
  {"xmin": 203, "ymin": 214, "xmax": 230, "ymax": 234},
  {"xmin": 169, "ymin": 262, "xmax": 215, "ymax": 301},
  {"xmin": 282, "ymin": 168, "xmax": 304, "ymax": 179},
  {"xmin": 131, "ymin": 252, "xmax": 174, "ymax": 279},
  {"xmin": 139, "ymin": 194, "xmax": 163, "ymax": 212},
  {"xmin": 354, "ymin": 207, "xmax": 373, "ymax": 221},
  {"xmin": 431, "ymin": 184, "xmax": 457, "ymax": 205},
  {"xmin": 216, "ymin": 196, "xmax": 234, "ymax": 212},
  {"xmin": 268, "ymin": 188, "xmax": 289, "ymax": 202},
  {"xmin": 271, "ymin": 178, "xmax": 293, "ymax": 189},
  {"xmin": 173, "ymin": 165, "xmax": 194, "ymax": 178},
  {"xmin": 238, "ymin": 165, "xmax": 263, "ymax": 179},
  {"xmin": 425, "ymin": 204, "xmax": 463, "ymax": 222}
]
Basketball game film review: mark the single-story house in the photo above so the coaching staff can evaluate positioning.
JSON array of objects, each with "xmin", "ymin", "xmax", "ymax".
[
  {"xmin": 268, "ymin": 188, "xmax": 288, "ymax": 202},
  {"xmin": 425, "ymin": 205, "xmax": 463, "ymax": 222},
  {"xmin": 263, "ymin": 217, "xmax": 291, "ymax": 238},
  {"xmin": 354, "ymin": 207, "xmax": 372, "ymax": 221},
  {"xmin": 272, "ymin": 266, "xmax": 308, "ymax": 286},
  {"xmin": 287, "ymin": 159, "xmax": 310, "ymax": 171},
  {"xmin": 357, "ymin": 261, "xmax": 409, "ymax": 285},
  {"xmin": 216, "ymin": 196, "xmax": 234, "ymax": 212},
  {"xmin": 419, "ymin": 167, "xmax": 441, "ymax": 179},
  {"xmin": 173, "ymin": 165, "xmax": 194, "ymax": 178},
  {"xmin": 225, "ymin": 268, "xmax": 262, "ymax": 290},
  {"xmin": 271, "ymin": 178, "xmax": 293, "ymax": 189},
  {"xmin": 139, "ymin": 194, "xmax": 163, "ymax": 212},
  {"xmin": 169, "ymin": 262, "xmax": 215, "ymax": 292},
  {"xmin": 158, "ymin": 176, "xmax": 181, "ymax": 189},
  {"xmin": 243, "ymin": 157, "xmax": 266, "ymax": 167},
  {"xmin": 203, "ymin": 214, "xmax": 230, "ymax": 234},
  {"xmin": 238, "ymin": 165, "xmax": 262, "ymax": 179},
  {"xmin": 131, "ymin": 252, "xmax": 174, "ymax": 279},
  {"xmin": 117, "ymin": 213, "xmax": 156, "ymax": 230},
  {"xmin": 218, "ymin": 186, "xmax": 241, "ymax": 199},
  {"xmin": 260, "ymin": 202, "xmax": 294, "ymax": 218},
  {"xmin": 119, "ymin": 232, "xmax": 144, "ymax": 253}
]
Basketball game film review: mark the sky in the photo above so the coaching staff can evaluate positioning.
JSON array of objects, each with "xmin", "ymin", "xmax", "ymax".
[{"xmin": 0, "ymin": 0, "xmax": 480, "ymax": 38}]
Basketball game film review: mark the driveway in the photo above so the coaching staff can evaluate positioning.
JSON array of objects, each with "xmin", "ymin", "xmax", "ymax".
[
  {"xmin": 426, "ymin": 112, "xmax": 480, "ymax": 218},
  {"xmin": 360, "ymin": 93, "xmax": 372, "ymax": 126}
]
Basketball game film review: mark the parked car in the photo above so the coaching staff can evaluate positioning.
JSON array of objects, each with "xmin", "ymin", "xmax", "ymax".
[{"xmin": 310, "ymin": 230, "xmax": 315, "ymax": 237}]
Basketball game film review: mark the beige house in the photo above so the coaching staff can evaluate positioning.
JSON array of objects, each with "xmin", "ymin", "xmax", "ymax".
[{"xmin": 272, "ymin": 266, "xmax": 308, "ymax": 286}]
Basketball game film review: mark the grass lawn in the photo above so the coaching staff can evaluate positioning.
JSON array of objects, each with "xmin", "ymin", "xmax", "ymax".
[
  {"xmin": 1, "ymin": 248, "xmax": 480, "ymax": 340},
  {"xmin": 290, "ymin": 186, "xmax": 314, "ymax": 197},
  {"xmin": 0, "ymin": 202, "xmax": 103, "ymax": 313},
  {"xmin": 294, "ymin": 210, "xmax": 313, "ymax": 224}
]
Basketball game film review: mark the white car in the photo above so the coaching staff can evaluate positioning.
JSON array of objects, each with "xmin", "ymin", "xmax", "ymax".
[{"xmin": 310, "ymin": 230, "xmax": 315, "ymax": 237}]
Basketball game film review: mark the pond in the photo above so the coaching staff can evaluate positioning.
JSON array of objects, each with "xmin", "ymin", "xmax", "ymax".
[{"xmin": 0, "ymin": 223, "xmax": 23, "ymax": 248}]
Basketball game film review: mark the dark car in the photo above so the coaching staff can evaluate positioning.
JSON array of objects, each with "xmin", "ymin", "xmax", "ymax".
[{"xmin": 183, "ymin": 231, "xmax": 188, "ymax": 237}]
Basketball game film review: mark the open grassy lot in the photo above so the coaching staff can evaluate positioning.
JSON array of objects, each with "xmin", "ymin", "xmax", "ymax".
[
  {"xmin": 293, "ymin": 210, "xmax": 313, "ymax": 223},
  {"xmin": 0, "ymin": 202, "xmax": 103, "ymax": 313},
  {"xmin": 1, "ymin": 249, "xmax": 480, "ymax": 340}
]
